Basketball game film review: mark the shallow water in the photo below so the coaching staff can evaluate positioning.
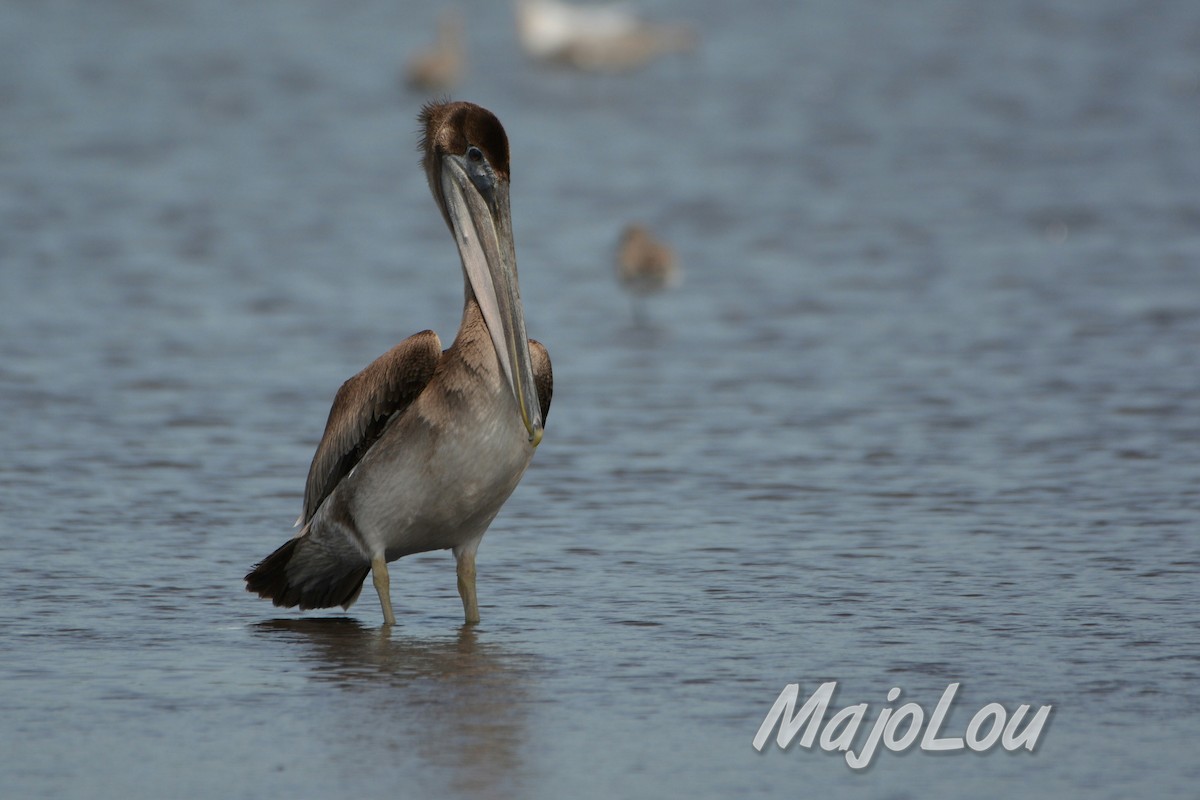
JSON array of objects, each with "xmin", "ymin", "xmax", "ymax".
[{"xmin": 2, "ymin": 1, "xmax": 1199, "ymax": 797}]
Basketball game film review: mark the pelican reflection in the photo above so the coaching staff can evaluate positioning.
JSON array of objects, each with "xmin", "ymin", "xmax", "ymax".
[{"xmin": 254, "ymin": 618, "xmax": 538, "ymax": 797}]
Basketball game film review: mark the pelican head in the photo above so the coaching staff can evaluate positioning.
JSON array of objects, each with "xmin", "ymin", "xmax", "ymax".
[{"xmin": 419, "ymin": 100, "xmax": 543, "ymax": 447}]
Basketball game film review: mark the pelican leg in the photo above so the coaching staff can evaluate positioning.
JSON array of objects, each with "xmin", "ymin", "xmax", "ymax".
[
  {"xmin": 371, "ymin": 555, "xmax": 396, "ymax": 626},
  {"xmin": 455, "ymin": 547, "xmax": 480, "ymax": 624}
]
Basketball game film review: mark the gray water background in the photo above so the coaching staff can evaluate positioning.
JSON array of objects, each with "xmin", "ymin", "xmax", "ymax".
[{"xmin": 2, "ymin": 1, "xmax": 1199, "ymax": 797}]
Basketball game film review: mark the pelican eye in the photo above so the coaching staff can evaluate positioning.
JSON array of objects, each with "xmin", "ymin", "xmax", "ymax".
[{"xmin": 467, "ymin": 146, "xmax": 484, "ymax": 163}]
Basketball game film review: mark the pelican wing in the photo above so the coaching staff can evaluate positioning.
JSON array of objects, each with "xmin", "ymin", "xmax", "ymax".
[
  {"xmin": 530, "ymin": 339, "xmax": 553, "ymax": 424},
  {"xmin": 301, "ymin": 330, "xmax": 442, "ymax": 524}
]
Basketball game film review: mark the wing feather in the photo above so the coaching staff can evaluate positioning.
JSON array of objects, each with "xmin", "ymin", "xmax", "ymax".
[
  {"xmin": 530, "ymin": 338, "xmax": 552, "ymax": 424},
  {"xmin": 300, "ymin": 330, "xmax": 442, "ymax": 524}
]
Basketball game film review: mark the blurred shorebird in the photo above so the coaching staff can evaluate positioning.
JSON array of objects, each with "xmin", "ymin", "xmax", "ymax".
[
  {"xmin": 515, "ymin": 0, "xmax": 695, "ymax": 73},
  {"xmin": 246, "ymin": 101, "xmax": 552, "ymax": 626},
  {"xmin": 405, "ymin": 12, "xmax": 466, "ymax": 92},
  {"xmin": 616, "ymin": 223, "xmax": 679, "ymax": 322}
]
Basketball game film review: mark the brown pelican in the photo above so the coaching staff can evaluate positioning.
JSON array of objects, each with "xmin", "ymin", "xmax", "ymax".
[
  {"xmin": 515, "ymin": 0, "xmax": 696, "ymax": 73},
  {"xmin": 405, "ymin": 11, "xmax": 465, "ymax": 93},
  {"xmin": 246, "ymin": 101, "xmax": 551, "ymax": 626}
]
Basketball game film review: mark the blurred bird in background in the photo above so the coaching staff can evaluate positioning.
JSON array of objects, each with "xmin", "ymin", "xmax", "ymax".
[
  {"xmin": 515, "ymin": 0, "xmax": 695, "ymax": 73},
  {"xmin": 405, "ymin": 11, "xmax": 466, "ymax": 92},
  {"xmin": 616, "ymin": 223, "xmax": 680, "ymax": 324}
]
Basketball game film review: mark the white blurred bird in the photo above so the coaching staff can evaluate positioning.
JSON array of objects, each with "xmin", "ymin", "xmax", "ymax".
[{"xmin": 515, "ymin": 0, "xmax": 695, "ymax": 72}]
